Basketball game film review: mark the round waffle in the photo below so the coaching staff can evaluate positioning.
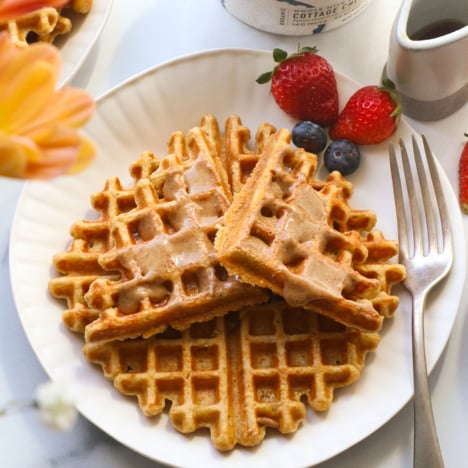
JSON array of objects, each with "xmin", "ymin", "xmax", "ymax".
[{"xmin": 49, "ymin": 114, "xmax": 405, "ymax": 451}]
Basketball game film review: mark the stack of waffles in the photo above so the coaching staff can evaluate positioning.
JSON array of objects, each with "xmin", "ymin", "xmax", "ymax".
[
  {"xmin": 49, "ymin": 114, "xmax": 406, "ymax": 450},
  {"xmin": 0, "ymin": 0, "xmax": 93, "ymax": 48}
]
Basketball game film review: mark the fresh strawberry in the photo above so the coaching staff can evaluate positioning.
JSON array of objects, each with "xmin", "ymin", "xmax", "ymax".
[
  {"xmin": 329, "ymin": 79, "xmax": 401, "ymax": 145},
  {"xmin": 257, "ymin": 47, "xmax": 339, "ymax": 127},
  {"xmin": 458, "ymin": 134, "xmax": 468, "ymax": 214}
]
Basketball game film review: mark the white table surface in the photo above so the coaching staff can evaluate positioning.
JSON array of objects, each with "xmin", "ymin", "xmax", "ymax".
[{"xmin": 1, "ymin": 1, "xmax": 467, "ymax": 467}]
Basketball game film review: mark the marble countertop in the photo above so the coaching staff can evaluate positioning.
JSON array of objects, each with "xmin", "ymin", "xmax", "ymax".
[{"xmin": 1, "ymin": 0, "xmax": 467, "ymax": 467}]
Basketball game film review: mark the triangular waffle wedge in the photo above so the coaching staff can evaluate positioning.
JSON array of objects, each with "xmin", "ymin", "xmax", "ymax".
[
  {"xmin": 215, "ymin": 128, "xmax": 389, "ymax": 332},
  {"xmin": 219, "ymin": 131, "xmax": 405, "ymax": 324},
  {"xmin": 51, "ymin": 121, "xmax": 269, "ymax": 344},
  {"xmin": 49, "ymin": 117, "xmax": 225, "ymax": 335},
  {"xmin": 84, "ymin": 298, "xmax": 381, "ymax": 451},
  {"xmin": 219, "ymin": 122, "xmax": 405, "ymax": 322}
]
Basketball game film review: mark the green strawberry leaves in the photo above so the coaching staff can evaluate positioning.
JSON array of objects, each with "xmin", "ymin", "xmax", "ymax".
[
  {"xmin": 256, "ymin": 46, "xmax": 319, "ymax": 84},
  {"xmin": 377, "ymin": 78, "xmax": 401, "ymax": 120}
]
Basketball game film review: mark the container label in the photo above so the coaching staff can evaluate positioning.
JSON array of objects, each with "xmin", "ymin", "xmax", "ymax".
[{"xmin": 223, "ymin": 0, "xmax": 372, "ymax": 35}]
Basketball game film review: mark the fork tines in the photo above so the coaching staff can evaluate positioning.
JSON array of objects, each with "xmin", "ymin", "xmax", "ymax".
[{"xmin": 389, "ymin": 135, "xmax": 452, "ymax": 261}]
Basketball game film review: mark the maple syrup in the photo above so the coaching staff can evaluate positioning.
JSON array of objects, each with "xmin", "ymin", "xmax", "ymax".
[{"xmin": 410, "ymin": 19, "xmax": 467, "ymax": 40}]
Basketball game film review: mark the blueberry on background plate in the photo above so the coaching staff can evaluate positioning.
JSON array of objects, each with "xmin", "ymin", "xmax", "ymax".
[
  {"xmin": 324, "ymin": 139, "xmax": 361, "ymax": 175},
  {"xmin": 292, "ymin": 121, "xmax": 328, "ymax": 154}
]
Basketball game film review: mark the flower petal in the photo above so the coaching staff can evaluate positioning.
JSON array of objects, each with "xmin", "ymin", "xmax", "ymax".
[
  {"xmin": 35, "ymin": 380, "xmax": 78, "ymax": 432},
  {"xmin": 20, "ymin": 86, "xmax": 95, "ymax": 137},
  {"xmin": 0, "ymin": 30, "xmax": 95, "ymax": 180},
  {"xmin": 67, "ymin": 135, "xmax": 96, "ymax": 174},
  {"xmin": 23, "ymin": 146, "xmax": 78, "ymax": 178},
  {"xmin": 22, "ymin": 124, "xmax": 96, "ymax": 179},
  {"xmin": 51, "ymin": 87, "xmax": 95, "ymax": 128},
  {"xmin": 0, "ymin": 60, "xmax": 57, "ymax": 133},
  {"xmin": 0, "ymin": 40, "xmax": 60, "ymax": 84},
  {"xmin": 0, "ymin": 133, "xmax": 41, "ymax": 177},
  {"xmin": 30, "ymin": 124, "xmax": 80, "ymax": 169},
  {"xmin": 0, "ymin": 35, "xmax": 61, "ymax": 118},
  {"xmin": 0, "ymin": 30, "xmax": 15, "ymax": 56}
]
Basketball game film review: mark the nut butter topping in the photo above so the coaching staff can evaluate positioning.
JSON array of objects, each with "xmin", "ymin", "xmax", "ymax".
[{"xmin": 216, "ymin": 128, "xmax": 383, "ymax": 332}]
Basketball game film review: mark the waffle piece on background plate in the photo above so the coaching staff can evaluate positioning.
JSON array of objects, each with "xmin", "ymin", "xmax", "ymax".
[
  {"xmin": 50, "ymin": 118, "xmax": 269, "ymax": 344},
  {"xmin": 2, "ymin": 7, "xmax": 70, "ymax": 47},
  {"xmin": 1, "ymin": 1, "xmax": 92, "ymax": 48},
  {"xmin": 215, "ymin": 128, "xmax": 402, "ymax": 333},
  {"xmin": 66, "ymin": 0, "xmax": 93, "ymax": 14},
  {"xmin": 84, "ymin": 299, "xmax": 381, "ymax": 451}
]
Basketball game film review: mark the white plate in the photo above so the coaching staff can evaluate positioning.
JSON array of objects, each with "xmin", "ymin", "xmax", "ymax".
[
  {"xmin": 55, "ymin": 0, "xmax": 113, "ymax": 86},
  {"xmin": 9, "ymin": 49, "xmax": 466, "ymax": 468}
]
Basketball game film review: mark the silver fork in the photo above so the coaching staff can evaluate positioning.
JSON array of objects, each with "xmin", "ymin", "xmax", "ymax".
[{"xmin": 389, "ymin": 135, "xmax": 453, "ymax": 468}]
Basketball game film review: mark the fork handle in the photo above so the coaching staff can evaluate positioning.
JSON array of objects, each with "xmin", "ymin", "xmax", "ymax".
[{"xmin": 412, "ymin": 293, "xmax": 445, "ymax": 468}]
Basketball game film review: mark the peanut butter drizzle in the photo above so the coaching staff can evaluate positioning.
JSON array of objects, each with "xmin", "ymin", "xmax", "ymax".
[
  {"xmin": 277, "ymin": 182, "xmax": 357, "ymax": 307},
  {"xmin": 111, "ymin": 153, "xmax": 229, "ymax": 316}
]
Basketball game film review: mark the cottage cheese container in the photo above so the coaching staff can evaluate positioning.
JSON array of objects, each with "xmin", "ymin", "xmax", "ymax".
[{"xmin": 221, "ymin": 0, "xmax": 374, "ymax": 35}]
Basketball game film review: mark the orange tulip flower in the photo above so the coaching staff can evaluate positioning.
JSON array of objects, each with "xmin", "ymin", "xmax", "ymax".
[{"xmin": 0, "ymin": 31, "xmax": 95, "ymax": 179}]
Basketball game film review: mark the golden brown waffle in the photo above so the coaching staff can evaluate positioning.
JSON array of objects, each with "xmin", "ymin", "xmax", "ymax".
[
  {"xmin": 50, "ymin": 117, "xmax": 225, "ymax": 334},
  {"xmin": 2, "ymin": 7, "xmax": 69, "ymax": 47},
  {"xmin": 50, "ymin": 114, "xmax": 405, "ymax": 451},
  {"xmin": 82, "ymin": 149, "xmax": 404, "ymax": 449},
  {"xmin": 50, "ymin": 120, "xmax": 269, "ymax": 343},
  {"xmin": 215, "ymin": 129, "xmax": 388, "ymax": 332},
  {"xmin": 1, "ymin": 1, "xmax": 92, "ymax": 48},
  {"xmin": 49, "ymin": 176, "xmax": 134, "ymax": 333},
  {"xmin": 309, "ymin": 170, "xmax": 377, "ymax": 233},
  {"xmin": 222, "ymin": 114, "xmax": 277, "ymax": 196},
  {"xmin": 84, "ymin": 299, "xmax": 381, "ymax": 450},
  {"xmin": 50, "ymin": 114, "xmax": 278, "ymax": 337},
  {"xmin": 308, "ymin": 171, "xmax": 406, "ymax": 318},
  {"xmin": 355, "ymin": 230, "xmax": 406, "ymax": 318}
]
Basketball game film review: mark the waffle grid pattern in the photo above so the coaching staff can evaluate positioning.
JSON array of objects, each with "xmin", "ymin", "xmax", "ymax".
[
  {"xmin": 85, "ymin": 300, "xmax": 380, "ymax": 450},
  {"xmin": 216, "ymin": 129, "xmax": 387, "ymax": 332},
  {"xmin": 50, "ymin": 114, "xmax": 406, "ymax": 451},
  {"xmin": 52, "ymin": 124, "xmax": 268, "ymax": 344},
  {"xmin": 50, "ymin": 176, "xmax": 134, "ymax": 332}
]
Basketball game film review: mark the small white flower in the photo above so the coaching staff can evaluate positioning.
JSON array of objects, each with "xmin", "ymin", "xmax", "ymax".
[{"xmin": 34, "ymin": 380, "xmax": 78, "ymax": 432}]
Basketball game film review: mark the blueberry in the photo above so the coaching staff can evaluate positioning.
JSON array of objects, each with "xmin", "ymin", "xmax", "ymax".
[
  {"xmin": 292, "ymin": 121, "xmax": 327, "ymax": 154},
  {"xmin": 324, "ymin": 139, "xmax": 361, "ymax": 175}
]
